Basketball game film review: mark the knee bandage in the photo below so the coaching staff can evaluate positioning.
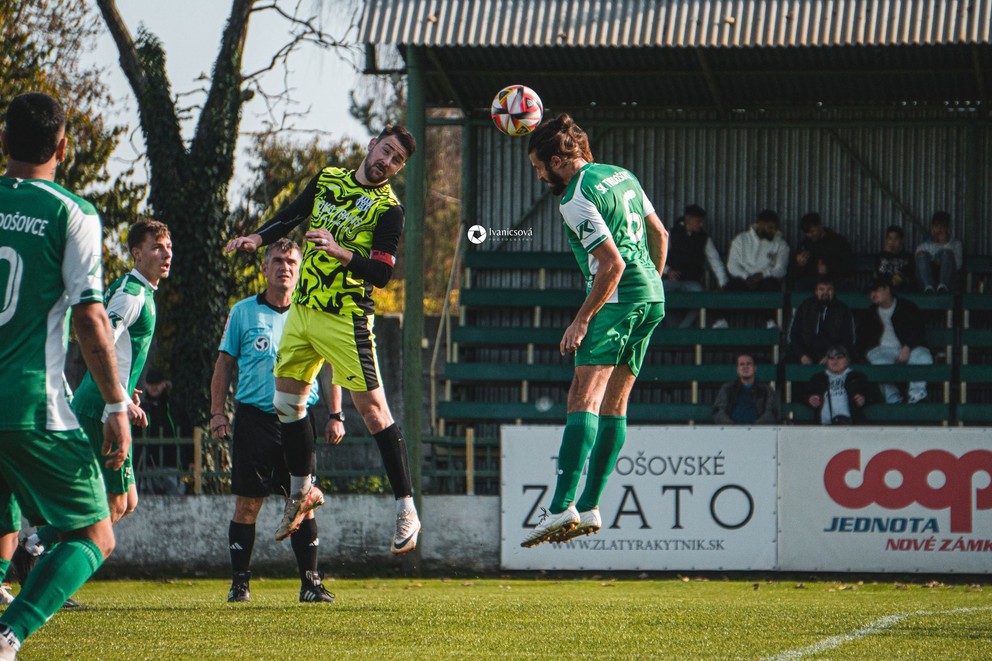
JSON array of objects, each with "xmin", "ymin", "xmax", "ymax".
[{"xmin": 273, "ymin": 390, "xmax": 309, "ymax": 423}]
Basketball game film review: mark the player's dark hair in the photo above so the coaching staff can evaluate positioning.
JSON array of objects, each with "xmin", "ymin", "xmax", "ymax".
[
  {"xmin": 799, "ymin": 212, "xmax": 822, "ymax": 232},
  {"xmin": 4, "ymin": 92, "xmax": 66, "ymax": 164},
  {"xmin": 931, "ymin": 211, "xmax": 951, "ymax": 228},
  {"xmin": 684, "ymin": 204, "xmax": 706, "ymax": 219},
  {"xmin": 127, "ymin": 218, "xmax": 170, "ymax": 254},
  {"xmin": 816, "ymin": 274, "xmax": 834, "ymax": 286},
  {"xmin": 885, "ymin": 224, "xmax": 904, "ymax": 238},
  {"xmin": 377, "ymin": 125, "xmax": 416, "ymax": 158},
  {"xmin": 265, "ymin": 238, "xmax": 300, "ymax": 263},
  {"xmin": 756, "ymin": 209, "xmax": 780, "ymax": 226},
  {"xmin": 528, "ymin": 113, "xmax": 593, "ymax": 165}
]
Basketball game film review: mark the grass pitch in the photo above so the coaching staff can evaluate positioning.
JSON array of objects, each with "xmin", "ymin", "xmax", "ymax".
[{"xmin": 14, "ymin": 576, "xmax": 992, "ymax": 659}]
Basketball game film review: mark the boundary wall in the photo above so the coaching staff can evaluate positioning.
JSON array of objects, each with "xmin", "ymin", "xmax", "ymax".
[{"xmin": 102, "ymin": 426, "xmax": 990, "ymax": 574}]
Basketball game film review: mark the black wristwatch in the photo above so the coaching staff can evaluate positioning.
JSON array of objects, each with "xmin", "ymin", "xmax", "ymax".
[{"xmin": 328, "ymin": 411, "xmax": 345, "ymax": 422}]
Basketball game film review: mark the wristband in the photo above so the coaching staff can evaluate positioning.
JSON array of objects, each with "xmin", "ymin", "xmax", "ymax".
[
  {"xmin": 211, "ymin": 412, "xmax": 227, "ymax": 418},
  {"xmin": 104, "ymin": 400, "xmax": 129, "ymax": 414}
]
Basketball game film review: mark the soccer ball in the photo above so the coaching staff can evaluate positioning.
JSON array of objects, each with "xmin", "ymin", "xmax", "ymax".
[{"xmin": 490, "ymin": 85, "xmax": 543, "ymax": 137}]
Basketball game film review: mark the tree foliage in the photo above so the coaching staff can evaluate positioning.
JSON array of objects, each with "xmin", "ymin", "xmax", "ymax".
[{"xmin": 0, "ymin": 0, "xmax": 145, "ymax": 282}]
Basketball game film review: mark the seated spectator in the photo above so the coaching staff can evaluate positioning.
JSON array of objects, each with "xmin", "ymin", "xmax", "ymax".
[
  {"xmin": 712, "ymin": 352, "xmax": 780, "ymax": 425},
  {"xmin": 663, "ymin": 204, "xmax": 728, "ymax": 328},
  {"xmin": 791, "ymin": 212, "xmax": 855, "ymax": 291},
  {"xmin": 805, "ymin": 345, "xmax": 878, "ymax": 425},
  {"xmin": 857, "ymin": 275, "xmax": 933, "ymax": 404},
  {"xmin": 135, "ymin": 368, "xmax": 194, "ymax": 495},
  {"xmin": 785, "ymin": 275, "xmax": 856, "ymax": 364},
  {"xmin": 873, "ymin": 224, "xmax": 915, "ymax": 292},
  {"xmin": 915, "ymin": 211, "xmax": 963, "ymax": 293},
  {"xmin": 725, "ymin": 209, "xmax": 790, "ymax": 292}
]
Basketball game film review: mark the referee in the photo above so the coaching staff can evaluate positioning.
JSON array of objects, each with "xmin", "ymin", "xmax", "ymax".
[{"xmin": 210, "ymin": 238, "xmax": 342, "ymax": 603}]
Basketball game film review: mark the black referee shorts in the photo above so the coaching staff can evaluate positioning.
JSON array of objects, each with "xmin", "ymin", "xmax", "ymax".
[{"xmin": 230, "ymin": 403, "xmax": 317, "ymax": 498}]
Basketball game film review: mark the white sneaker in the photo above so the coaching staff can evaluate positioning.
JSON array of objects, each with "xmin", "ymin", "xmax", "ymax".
[
  {"xmin": 558, "ymin": 509, "xmax": 602, "ymax": 542},
  {"xmin": 711, "ymin": 318, "xmax": 729, "ymax": 329},
  {"xmin": 275, "ymin": 486, "xmax": 325, "ymax": 541},
  {"xmin": 391, "ymin": 509, "xmax": 421, "ymax": 555},
  {"xmin": 0, "ymin": 585, "xmax": 12, "ymax": 606},
  {"xmin": 0, "ymin": 624, "xmax": 19, "ymax": 661},
  {"xmin": 520, "ymin": 506, "xmax": 580, "ymax": 548}
]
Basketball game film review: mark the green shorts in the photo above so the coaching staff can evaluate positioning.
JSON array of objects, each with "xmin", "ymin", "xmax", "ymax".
[
  {"xmin": 274, "ymin": 303, "xmax": 382, "ymax": 392},
  {"xmin": 575, "ymin": 301, "xmax": 665, "ymax": 376},
  {"xmin": 0, "ymin": 429, "xmax": 109, "ymax": 532},
  {"xmin": 74, "ymin": 409, "xmax": 134, "ymax": 494},
  {"xmin": 0, "ymin": 492, "xmax": 21, "ymax": 535}
]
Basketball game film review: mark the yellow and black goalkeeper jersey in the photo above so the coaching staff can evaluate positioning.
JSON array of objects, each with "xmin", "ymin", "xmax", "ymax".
[{"xmin": 255, "ymin": 167, "xmax": 404, "ymax": 316}]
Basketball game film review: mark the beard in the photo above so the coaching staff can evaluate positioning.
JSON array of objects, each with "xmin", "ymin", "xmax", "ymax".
[
  {"xmin": 363, "ymin": 160, "xmax": 386, "ymax": 184},
  {"xmin": 545, "ymin": 169, "xmax": 566, "ymax": 196}
]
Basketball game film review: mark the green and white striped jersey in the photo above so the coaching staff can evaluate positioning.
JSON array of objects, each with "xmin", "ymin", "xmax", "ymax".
[
  {"xmin": 72, "ymin": 270, "xmax": 157, "ymax": 420},
  {"xmin": 559, "ymin": 163, "xmax": 665, "ymax": 304},
  {"xmin": 0, "ymin": 176, "xmax": 104, "ymax": 431}
]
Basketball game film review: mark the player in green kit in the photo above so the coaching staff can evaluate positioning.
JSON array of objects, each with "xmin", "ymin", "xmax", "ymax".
[
  {"xmin": 18, "ymin": 219, "xmax": 171, "ymax": 569},
  {"xmin": 521, "ymin": 114, "xmax": 669, "ymax": 548},
  {"xmin": 0, "ymin": 92, "xmax": 131, "ymax": 658}
]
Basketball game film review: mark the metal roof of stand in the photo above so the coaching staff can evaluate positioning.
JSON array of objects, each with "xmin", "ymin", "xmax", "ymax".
[{"xmin": 360, "ymin": 0, "xmax": 992, "ymax": 112}]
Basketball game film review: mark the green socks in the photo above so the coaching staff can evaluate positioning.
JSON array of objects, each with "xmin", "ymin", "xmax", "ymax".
[
  {"xmin": 0, "ymin": 537, "xmax": 103, "ymax": 641},
  {"xmin": 576, "ymin": 415, "xmax": 627, "ymax": 512},
  {"xmin": 549, "ymin": 411, "xmax": 599, "ymax": 513},
  {"xmin": 0, "ymin": 557, "xmax": 9, "ymax": 583}
]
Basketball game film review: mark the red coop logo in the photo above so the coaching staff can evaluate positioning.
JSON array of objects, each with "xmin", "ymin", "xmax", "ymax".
[{"xmin": 823, "ymin": 449, "xmax": 992, "ymax": 533}]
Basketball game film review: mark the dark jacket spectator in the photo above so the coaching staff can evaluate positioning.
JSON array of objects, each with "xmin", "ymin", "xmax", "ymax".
[
  {"xmin": 805, "ymin": 346, "xmax": 878, "ymax": 425},
  {"xmin": 713, "ymin": 352, "xmax": 779, "ymax": 424},
  {"xmin": 792, "ymin": 213, "xmax": 855, "ymax": 291},
  {"xmin": 712, "ymin": 379, "xmax": 780, "ymax": 425},
  {"xmin": 664, "ymin": 205, "xmax": 728, "ymax": 289},
  {"xmin": 873, "ymin": 225, "xmax": 914, "ymax": 292},
  {"xmin": 786, "ymin": 276, "xmax": 856, "ymax": 364},
  {"xmin": 134, "ymin": 368, "xmax": 194, "ymax": 495},
  {"xmin": 856, "ymin": 293, "xmax": 927, "ymax": 356}
]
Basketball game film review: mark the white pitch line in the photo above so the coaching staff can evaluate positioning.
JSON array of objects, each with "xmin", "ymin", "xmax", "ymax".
[{"xmin": 763, "ymin": 606, "xmax": 992, "ymax": 660}]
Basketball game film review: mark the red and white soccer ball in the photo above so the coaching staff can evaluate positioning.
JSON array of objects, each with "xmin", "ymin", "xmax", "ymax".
[{"xmin": 490, "ymin": 84, "xmax": 543, "ymax": 137}]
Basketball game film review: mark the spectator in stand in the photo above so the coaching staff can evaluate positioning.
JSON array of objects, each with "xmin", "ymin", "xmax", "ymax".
[
  {"xmin": 725, "ymin": 209, "xmax": 790, "ymax": 292},
  {"xmin": 874, "ymin": 225, "xmax": 915, "ymax": 293},
  {"xmin": 915, "ymin": 211, "xmax": 963, "ymax": 294},
  {"xmin": 134, "ymin": 368, "xmax": 193, "ymax": 495},
  {"xmin": 805, "ymin": 345, "xmax": 877, "ymax": 425},
  {"xmin": 786, "ymin": 275, "xmax": 856, "ymax": 364},
  {"xmin": 857, "ymin": 275, "xmax": 933, "ymax": 404},
  {"xmin": 663, "ymin": 204, "xmax": 728, "ymax": 328},
  {"xmin": 712, "ymin": 352, "xmax": 780, "ymax": 425},
  {"xmin": 791, "ymin": 212, "xmax": 855, "ymax": 291}
]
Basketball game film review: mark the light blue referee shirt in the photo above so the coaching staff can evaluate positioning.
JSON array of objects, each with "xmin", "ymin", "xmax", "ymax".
[{"xmin": 218, "ymin": 293, "xmax": 319, "ymax": 413}]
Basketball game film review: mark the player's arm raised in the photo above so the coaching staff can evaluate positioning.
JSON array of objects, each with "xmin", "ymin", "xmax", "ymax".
[
  {"xmin": 72, "ymin": 301, "xmax": 131, "ymax": 469},
  {"xmin": 226, "ymin": 174, "xmax": 320, "ymax": 254}
]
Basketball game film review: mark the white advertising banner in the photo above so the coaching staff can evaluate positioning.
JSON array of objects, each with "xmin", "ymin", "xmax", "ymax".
[
  {"xmin": 501, "ymin": 426, "xmax": 778, "ymax": 571},
  {"xmin": 778, "ymin": 428, "xmax": 992, "ymax": 573}
]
